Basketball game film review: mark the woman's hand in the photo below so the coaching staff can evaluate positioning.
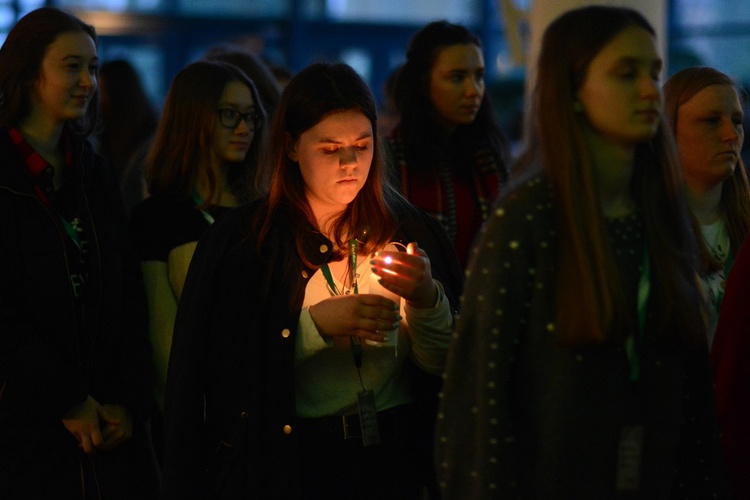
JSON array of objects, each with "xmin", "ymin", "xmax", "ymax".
[
  {"xmin": 309, "ymin": 294, "xmax": 401, "ymax": 344},
  {"xmin": 371, "ymin": 242, "xmax": 438, "ymax": 309},
  {"xmin": 62, "ymin": 397, "xmax": 134, "ymax": 453},
  {"xmin": 97, "ymin": 404, "xmax": 133, "ymax": 451},
  {"xmin": 62, "ymin": 395, "xmax": 103, "ymax": 455}
]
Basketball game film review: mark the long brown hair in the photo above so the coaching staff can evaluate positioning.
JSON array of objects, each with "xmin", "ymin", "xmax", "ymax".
[
  {"xmin": 0, "ymin": 7, "xmax": 99, "ymax": 137},
  {"xmin": 254, "ymin": 62, "xmax": 400, "ymax": 263},
  {"xmin": 147, "ymin": 60, "xmax": 266, "ymax": 206},
  {"xmin": 528, "ymin": 6, "xmax": 704, "ymax": 346},
  {"xmin": 663, "ymin": 66, "xmax": 750, "ymax": 270}
]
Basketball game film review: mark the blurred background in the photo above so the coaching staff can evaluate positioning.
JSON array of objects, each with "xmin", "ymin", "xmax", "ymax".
[{"xmin": 1, "ymin": 0, "xmax": 748, "ymax": 147}]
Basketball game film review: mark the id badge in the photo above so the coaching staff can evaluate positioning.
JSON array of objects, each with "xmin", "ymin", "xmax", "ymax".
[
  {"xmin": 357, "ymin": 390, "xmax": 381, "ymax": 446},
  {"xmin": 616, "ymin": 425, "xmax": 643, "ymax": 491}
]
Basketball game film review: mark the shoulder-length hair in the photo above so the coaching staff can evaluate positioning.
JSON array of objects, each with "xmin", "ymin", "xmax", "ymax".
[
  {"xmin": 530, "ymin": 5, "xmax": 704, "ymax": 346},
  {"xmin": 663, "ymin": 66, "xmax": 750, "ymax": 269},
  {"xmin": 0, "ymin": 7, "xmax": 99, "ymax": 137},
  {"xmin": 254, "ymin": 62, "xmax": 399, "ymax": 261},
  {"xmin": 394, "ymin": 20, "xmax": 509, "ymax": 180},
  {"xmin": 147, "ymin": 60, "xmax": 267, "ymax": 206}
]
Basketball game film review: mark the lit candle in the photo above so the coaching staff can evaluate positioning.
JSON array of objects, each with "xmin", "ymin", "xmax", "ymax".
[{"xmin": 367, "ymin": 266, "xmax": 400, "ymax": 348}]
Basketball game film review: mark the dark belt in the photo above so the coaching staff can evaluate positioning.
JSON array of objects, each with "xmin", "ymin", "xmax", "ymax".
[{"xmin": 297, "ymin": 404, "xmax": 409, "ymax": 440}]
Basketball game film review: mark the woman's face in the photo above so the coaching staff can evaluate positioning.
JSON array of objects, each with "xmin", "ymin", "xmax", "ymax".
[
  {"xmin": 676, "ymin": 84, "xmax": 744, "ymax": 191},
  {"xmin": 212, "ymin": 80, "xmax": 256, "ymax": 165},
  {"xmin": 428, "ymin": 43, "xmax": 485, "ymax": 131},
  {"xmin": 576, "ymin": 25, "xmax": 662, "ymax": 149},
  {"xmin": 29, "ymin": 31, "xmax": 98, "ymax": 125},
  {"xmin": 288, "ymin": 108, "xmax": 373, "ymax": 219}
]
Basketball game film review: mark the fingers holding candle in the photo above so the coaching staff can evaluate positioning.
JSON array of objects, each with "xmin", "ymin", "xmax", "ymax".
[
  {"xmin": 370, "ymin": 242, "xmax": 439, "ymax": 309},
  {"xmin": 309, "ymin": 294, "xmax": 400, "ymax": 344}
]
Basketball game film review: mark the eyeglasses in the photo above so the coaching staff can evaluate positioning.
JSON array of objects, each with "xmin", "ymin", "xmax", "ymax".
[{"xmin": 215, "ymin": 108, "xmax": 262, "ymax": 131}]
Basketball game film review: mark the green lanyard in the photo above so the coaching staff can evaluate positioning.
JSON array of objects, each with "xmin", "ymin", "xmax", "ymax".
[
  {"xmin": 60, "ymin": 216, "xmax": 82, "ymax": 251},
  {"xmin": 625, "ymin": 247, "xmax": 650, "ymax": 383},
  {"xmin": 191, "ymin": 191, "xmax": 215, "ymax": 225},
  {"xmin": 320, "ymin": 238, "xmax": 363, "ymax": 370},
  {"xmin": 320, "ymin": 238, "xmax": 359, "ymax": 296}
]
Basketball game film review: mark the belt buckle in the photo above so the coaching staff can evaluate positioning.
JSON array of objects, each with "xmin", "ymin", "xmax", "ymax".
[{"xmin": 342, "ymin": 414, "xmax": 360, "ymax": 440}]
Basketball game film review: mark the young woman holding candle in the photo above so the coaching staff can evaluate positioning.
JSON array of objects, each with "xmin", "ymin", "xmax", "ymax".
[{"xmin": 162, "ymin": 62, "xmax": 463, "ymax": 499}]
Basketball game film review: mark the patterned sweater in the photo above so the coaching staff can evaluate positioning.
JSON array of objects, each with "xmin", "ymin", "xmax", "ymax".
[{"xmin": 436, "ymin": 174, "xmax": 729, "ymax": 499}]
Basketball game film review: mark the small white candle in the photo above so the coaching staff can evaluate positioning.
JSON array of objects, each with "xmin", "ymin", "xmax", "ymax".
[{"xmin": 367, "ymin": 269, "xmax": 400, "ymax": 348}]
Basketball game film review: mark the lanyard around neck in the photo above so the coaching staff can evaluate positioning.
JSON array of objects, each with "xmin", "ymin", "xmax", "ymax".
[
  {"xmin": 321, "ymin": 238, "xmax": 359, "ymax": 296},
  {"xmin": 320, "ymin": 237, "xmax": 363, "ymax": 370},
  {"xmin": 60, "ymin": 216, "xmax": 82, "ymax": 251},
  {"xmin": 625, "ymin": 246, "xmax": 650, "ymax": 383},
  {"xmin": 191, "ymin": 191, "xmax": 215, "ymax": 225}
]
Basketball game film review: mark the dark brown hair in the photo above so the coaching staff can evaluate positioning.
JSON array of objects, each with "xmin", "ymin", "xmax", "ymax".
[
  {"xmin": 394, "ymin": 20, "xmax": 509, "ymax": 180},
  {"xmin": 0, "ymin": 7, "xmax": 99, "ymax": 136},
  {"xmin": 254, "ymin": 62, "xmax": 400, "ymax": 262},
  {"xmin": 203, "ymin": 45, "xmax": 283, "ymax": 119},
  {"xmin": 98, "ymin": 59, "xmax": 158, "ymax": 175},
  {"xmin": 147, "ymin": 60, "xmax": 267, "ymax": 206}
]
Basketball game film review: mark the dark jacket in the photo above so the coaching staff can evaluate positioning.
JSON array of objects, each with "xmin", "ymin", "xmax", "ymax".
[
  {"xmin": 162, "ymin": 198, "xmax": 463, "ymax": 499},
  {"xmin": 436, "ymin": 175, "xmax": 730, "ymax": 499},
  {"xmin": 0, "ymin": 130, "xmax": 156, "ymax": 497}
]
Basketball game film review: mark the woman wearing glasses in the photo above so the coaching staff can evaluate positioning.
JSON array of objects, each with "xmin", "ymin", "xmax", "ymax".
[{"xmin": 129, "ymin": 60, "xmax": 266, "ymax": 414}]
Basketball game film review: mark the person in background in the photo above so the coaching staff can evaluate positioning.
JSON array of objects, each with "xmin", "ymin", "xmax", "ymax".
[
  {"xmin": 377, "ymin": 63, "xmax": 401, "ymax": 139},
  {"xmin": 663, "ymin": 66, "xmax": 750, "ymax": 346},
  {"xmin": 162, "ymin": 62, "xmax": 463, "ymax": 499},
  {"xmin": 265, "ymin": 57, "xmax": 294, "ymax": 89},
  {"xmin": 203, "ymin": 44, "xmax": 283, "ymax": 119},
  {"xmin": 435, "ymin": 6, "xmax": 729, "ymax": 499},
  {"xmin": 384, "ymin": 20, "xmax": 510, "ymax": 269},
  {"xmin": 0, "ymin": 7, "xmax": 159, "ymax": 497},
  {"xmin": 97, "ymin": 58, "xmax": 159, "ymax": 218},
  {"xmin": 130, "ymin": 60, "xmax": 266, "ymax": 415}
]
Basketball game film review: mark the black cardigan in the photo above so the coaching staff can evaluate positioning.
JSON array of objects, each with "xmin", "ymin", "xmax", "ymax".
[
  {"xmin": 0, "ymin": 130, "xmax": 154, "ymax": 491},
  {"xmin": 162, "ymin": 198, "xmax": 463, "ymax": 499}
]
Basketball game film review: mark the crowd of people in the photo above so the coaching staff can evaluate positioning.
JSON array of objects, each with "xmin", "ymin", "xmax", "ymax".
[{"xmin": 0, "ymin": 4, "xmax": 747, "ymax": 499}]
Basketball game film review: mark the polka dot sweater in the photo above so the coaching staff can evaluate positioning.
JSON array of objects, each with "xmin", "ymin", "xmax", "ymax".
[{"xmin": 435, "ymin": 175, "xmax": 730, "ymax": 499}]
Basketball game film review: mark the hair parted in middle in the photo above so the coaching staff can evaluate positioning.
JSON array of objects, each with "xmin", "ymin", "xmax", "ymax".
[
  {"xmin": 254, "ymin": 62, "xmax": 402, "ymax": 260},
  {"xmin": 147, "ymin": 60, "xmax": 267, "ymax": 206},
  {"xmin": 526, "ymin": 5, "xmax": 705, "ymax": 347},
  {"xmin": 663, "ymin": 65, "xmax": 750, "ymax": 271},
  {"xmin": 393, "ymin": 20, "xmax": 509, "ymax": 180}
]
